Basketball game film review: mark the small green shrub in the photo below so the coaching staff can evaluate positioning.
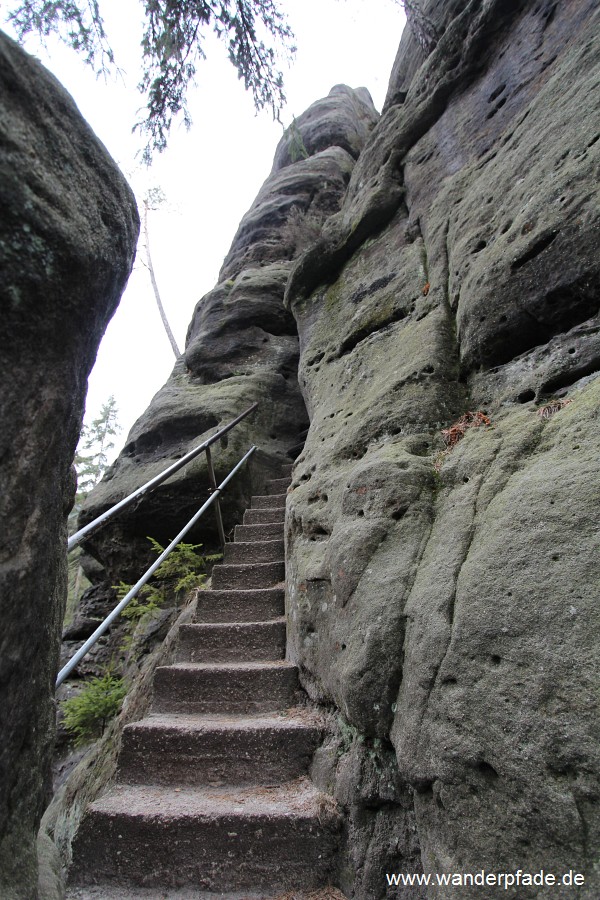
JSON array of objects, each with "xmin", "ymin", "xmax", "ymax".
[
  {"xmin": 115, "ymin": 538, "xmax": 221, "ymax": 622},
  {"xmin": 61, "ymin": 672, "xmax": 126, "ymax": 746},
  {"xmin": 281, "ymin": 205, "xmax": 327, "ymax": 255},
  {"xmin": 286, "ymin": 116, "xmax": 309, "ymax": 162}
]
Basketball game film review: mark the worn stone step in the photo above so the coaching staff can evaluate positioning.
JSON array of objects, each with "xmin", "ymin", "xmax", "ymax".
[
  {"xmin": 177, "ymin": 620, "xmax": 286, "ymax": 663},
  {"xmin": 211, "ymin": 561, "xmax": 284, "ymax": 590},
  {"xmin": 194, "ymin": 588, "xmax": 284, "ymax": 624},
  {"xmin": 224, "ymin": 540, "xmax": 284, "ymax": 565},
  {"xmin": 66, "ymin": 883, "xmax": 346, "ymax": 900},
  {"xmin": 117, "ymin": 709, "xmax": 323, "ymax": 786},
  {"xmin": 68, "ymin": 780, "xmax": 341, "ymax": 892},
  {"xmin": 243, "ymin": 507, "xmax": 285, "ymax": 525},
  {"xmin": 152, "ymin": 661, "xmax": 300, "ymax": 714},
  {"xmin": 279, "ymin": 463, "xmax": 293, "ymax": 478},
  {"xmin": 265, "ymin": 477, "xmax": 291, "ymax": 495},
  {"xmin": 251, "ymin": 493, "xmax": 288, "ymax": 510},
  {"xmin": 234, "ymin": 523, "xmax": 283, "ymax": 542},
  {"xmin": 66, "ymin": 888, "xmax": 343, "ymax": 899},
  {"xmin": 250, "ymin": 494, "xmax": 287, "ymax": 509}
]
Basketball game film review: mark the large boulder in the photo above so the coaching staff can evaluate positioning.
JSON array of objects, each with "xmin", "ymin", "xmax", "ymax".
[
  {"xmin": 285, "ymin": 0, "xmax": 600, "ymax": 894},
  {"xmin": 0, "ymin": 30, "xmax": 138, "ymax": 898}
]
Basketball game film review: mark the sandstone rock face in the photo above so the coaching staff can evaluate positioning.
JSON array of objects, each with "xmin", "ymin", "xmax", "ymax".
[
  {"xmin": 285, "ymin": 0, "xmax": 600, "ymax": 895},
  {"xmin": 0, "ymin": 31, "xmax": 138, "ymax": 899},
  {"xmin": 80, "ymin": 88, "xmax": 374, "ymax": 592},
  {"xmin": 62, "ymin": 3, "xmax": 600, "ymax": 895}
]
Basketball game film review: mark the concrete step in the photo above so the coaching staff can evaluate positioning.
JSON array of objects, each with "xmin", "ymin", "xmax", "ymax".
[
  {"xmin": 67, "ymin": 887, "xmax": 346, "ymax": 899},
  {"xmin": 117, "ymin": 709, "xmax": 323, "ymax": 786},
  {"xmin": 234, "ymin": 523, "xmax": 283, "ymax": 542},
  {"xmin": 224, "ymin": 540, "xmax": 284, "ymax": 565},
  {"xmin": 194, "ymin": 588, "xmax": 284, "ymax": 623},
  {"xmin": 243, "ymin": 507, "xmax": 285, "ymax": 525},
  {"xmin": 152, "ymin": 661, "xmax": 300, "ymax": 714},
  {"xmin": 211, "ymin": 561, "xmax": 284, "ymax": 590},
  {"xmin": 265, "ymin": 477, "xmax": 291, "ymax": 495},
  {"xmin": 251, "ymin": 493, "xmax": 288, "ymax": 510},
  {"xmin": 177, "ymin": 620, "xmax": 286, "ymax": 663},
  {"xmin": 68, "ymin": 780, "xmax": 341, "ymax": 892}
]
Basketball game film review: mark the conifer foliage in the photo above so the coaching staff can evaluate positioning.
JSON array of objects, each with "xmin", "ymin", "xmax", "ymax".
[{"xmin": 6, "ymin": 0, "xmax": 295, "ymax": 162}]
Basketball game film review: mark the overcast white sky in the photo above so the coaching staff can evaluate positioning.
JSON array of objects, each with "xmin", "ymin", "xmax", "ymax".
[{"xmin": 3, "ymin": 0, "xmax": 406, "ymax": 456}]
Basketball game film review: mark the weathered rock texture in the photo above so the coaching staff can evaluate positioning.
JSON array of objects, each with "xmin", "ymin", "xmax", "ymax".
[
  {"xmin": 0, "ymin": 30, "xmax": 138, "ymax": 899},
  {"xmin": 77, "ymin": 85, "xmax": 378, "ymax": 614},
  {"xmin": 284, "ymin": 0, "xmax": 600, "ymax": 896},
  {"xmin": 62, "ymin": 2, "xmax": 600, "ymax": 897}
]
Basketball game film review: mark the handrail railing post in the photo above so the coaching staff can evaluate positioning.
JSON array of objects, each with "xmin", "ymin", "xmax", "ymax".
[
  {"xmin": 68, "ymin": 402, "xmax": 258, "ymax": 552},
  {"xmin": 205, "ymin": 446, "xmax": 226, "ymax": 551},
  {"xmin": 56, "ymin": 446, "xmax": 257, "ymax": 688}
]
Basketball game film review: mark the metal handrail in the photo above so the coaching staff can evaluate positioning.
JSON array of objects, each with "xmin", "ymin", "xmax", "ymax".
[
  {"xmin": 68, "ymin": 402, "xmax": 258, "ymax": 551},
  {"xmin": 57, "ymin": 445, "xmax": 256, "ymax": 688}
]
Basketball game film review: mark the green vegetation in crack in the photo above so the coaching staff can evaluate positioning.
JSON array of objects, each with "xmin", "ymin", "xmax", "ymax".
[
  {"xmin": 61, "ymin": 670, "xmax": 127, "ymax": 746},
  {"xmin": 115, "ymin": 537, "xmax": 221, "ymax": 624}
]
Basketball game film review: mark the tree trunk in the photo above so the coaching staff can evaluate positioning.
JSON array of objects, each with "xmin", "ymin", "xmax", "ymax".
[{"xmin": 143, "ymin": 201, "xmax": 181, "ymax": 358}]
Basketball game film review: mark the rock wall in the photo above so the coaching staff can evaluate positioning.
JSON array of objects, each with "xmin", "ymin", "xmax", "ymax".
[
  {"xmin": 78, "ymin": 84, "xmax": 378, "ymax": 599},
  {"xmin": 0, "ymin": 31, "xmax": 139, "ymax": 899},
  {"xmin": 285, "ymin": 0, "xmax": 600, "ymax": 895},
  {"xmin": 67, "ymin": 1, "xmax": 600, "ymax": 896}
]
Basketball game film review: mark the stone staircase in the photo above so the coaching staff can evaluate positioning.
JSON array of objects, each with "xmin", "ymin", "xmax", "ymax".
[{"xmin": 67, "ymin": 467, "xmax": 341, "ymax": 897}]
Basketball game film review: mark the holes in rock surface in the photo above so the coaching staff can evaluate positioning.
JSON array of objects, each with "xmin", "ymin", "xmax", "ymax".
[
  {"xmin": 477, "ymin": 761, "xmax": 499, "ymax": 781},
  {"xmin": 511, "ymin": 230, "xmax": 559, "ymax": 269},
  {"xmin": 568, "ymin": 347, "xmax": 576, "ymax": 354},
  {"xmin": 422, "ymin": 364, "xmax": 435, "ymax": 374},
  {"xmin": 123, "ymin": 414, "xmax": 220, "ymax": 459},
  {"xmin": 463, "ymin": 476, "xmax": 470, "ymax": 483},
  {"xmin": 307, "ymin": 351, "xmax": 325, "ymax": 367},
  {"xmin": 336, "ymin": 307, "xmax": 408, "ymax": 359},
  {"xmin": 473, "ymin": 240, "xmax": 487, "ymax": 253},
  {"xmin": 518, "ymin": 389, "xmax": 536, "ymax": 403},
  {"xmin": 442, "ymin": 677, "xmax": 457, "ymax": 686},
  {"xmin": 540, "ymin": 355, "xmax": 600, "ymax": 395},
  {"xmin": 308, "ymin": 525, "xmax": 331, "ymax": 541},
  {"xmin": 500, "ymin": 220, "xmax": 512, "ymax": 234},
  {"xmin": 415, "ymin": 780, "xmax": 434, "ymax": 797},
  {"xmin": 587, "ymin": 133, "xmax": 600, "ymax": 148},
  {"xmin": 341, "ymin": 643, "xmax": 347, "ymax": 650},
  {"xmin": 357, "ymin": 509, "xmax": 365, "ymax": 518},
  {"xmin": 488, "ymin": 83, "xmax": 506, "ymax": 103},
  {"xmin": 487, "ymin": 97, "xmax": 507, "ymax": 120},
  {"xmin": 491, "ymin": 654, "xmax": 501, "ymax": 665},
  {"xmin": 390, "ymin": 506, "xmax": 408, "ymax": 521},
  {"xmin": 499, "ymin": 314, "xmax": 507, "ymax": 323}
]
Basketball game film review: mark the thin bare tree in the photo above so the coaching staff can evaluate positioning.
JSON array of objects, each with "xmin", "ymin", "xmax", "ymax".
[{"xmin": 142, "ymin": 188, "xmax": 181, "ymax": 358}]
